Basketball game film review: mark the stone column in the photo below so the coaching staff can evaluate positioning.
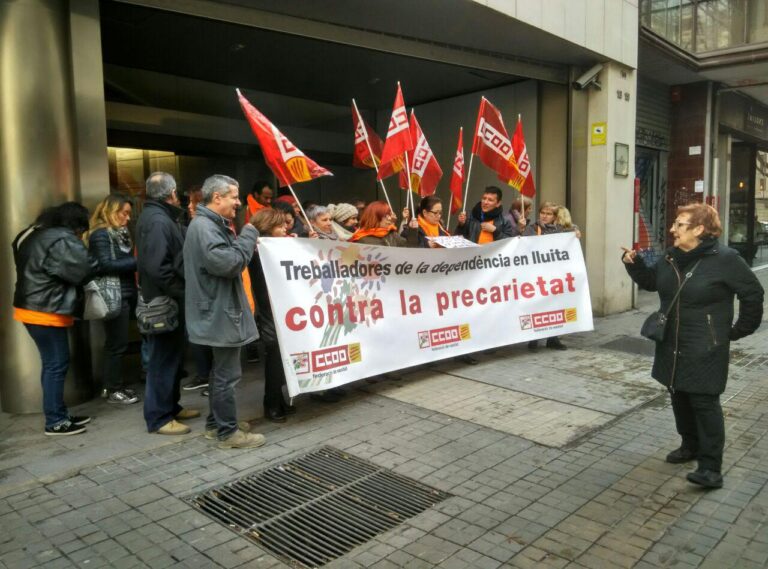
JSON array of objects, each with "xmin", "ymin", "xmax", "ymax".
[
  {"xmin": 571, "ymin": 61, "xmax": 637, "ymax": 316},
  {"xmin": 0, "ymin": 0, "xmax": 108, "ymax": 413}
]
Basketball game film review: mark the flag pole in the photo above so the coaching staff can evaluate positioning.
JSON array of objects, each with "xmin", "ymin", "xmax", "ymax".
[
  {"xmin": 462, "ymin": 152, "xmax": 475, "ymax": 215},
  {"xmin": 352, "ymin": 98, "xmax": 393, "ymax": 213},
  {"xmin": 404, "ymin": 150, "xmax": 415, "ymax": 220},
  {"xmin": 518, "ymin": 114, "xmax": 525, "ymax": 227},
  {"xmin": 287, "ymin": 184, "xmax": 312, "ymax": 231}
]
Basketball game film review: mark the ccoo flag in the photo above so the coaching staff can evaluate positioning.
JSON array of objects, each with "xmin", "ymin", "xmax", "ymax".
[
  {"xmin": 378, "ymin": 83, "xmax": 413, "ymax": 179},
  {"xmin": 449, "ymin": 127, "xmax": 464, "ymax": 214},
  {"xmin": 237, "ymin": 89, "xmax": 332, "ymax": 187},
  {"xmin": 399, "ymin": 111, "xmax": 442, "ymax": 197},
  {"xmin": 512, "ymin": 116, "xmax": 536, "ymax": 197},
  {"xmin": 471, "ymin": 97, "xmax": 524, "ymax": 190},
  {"xmin": 352, "ymin": 105, "xmax": 397, "ymax": 179}
]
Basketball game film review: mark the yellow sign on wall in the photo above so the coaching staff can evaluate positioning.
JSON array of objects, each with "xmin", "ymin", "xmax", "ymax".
[{"xmin": 591, "ymin": 122, "xmax": 607, "ymax": 146}]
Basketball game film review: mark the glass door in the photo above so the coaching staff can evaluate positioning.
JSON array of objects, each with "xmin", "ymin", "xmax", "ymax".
[{"xmin": 728, "ymin": 143, "xmax": 758, "ymax": 266}]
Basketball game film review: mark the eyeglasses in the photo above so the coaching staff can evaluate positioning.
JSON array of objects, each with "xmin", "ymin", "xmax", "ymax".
[
  {"xmin": 672, "ymin": 221, "xmax": 691, "ymax": 230},
  {"xmin": 427, "ymin": 210, "xmax": 442, "ymax": 216}
]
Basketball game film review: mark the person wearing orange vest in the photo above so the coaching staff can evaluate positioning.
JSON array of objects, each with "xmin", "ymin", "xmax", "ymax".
[
  {"xmin": 455, "ymin": 186, "xmax": 514, "ymax": 244},
  {"xmin": 246, "ymin": 180, "xmax": 273, "ymax": 220},
  {"xmin": 12, "ymin": 202, "xmax": 95, "ymax": 436}
]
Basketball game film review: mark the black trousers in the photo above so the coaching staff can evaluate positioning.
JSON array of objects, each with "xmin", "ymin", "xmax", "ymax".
[
  {"xmin": 670, "ymin": 391, "xmax": 725, "ymax": 472},
  {"xmin": 102, "ymin": 300, "xmax": 131, "ymax": 391},
  {"xmin": 263, "ymin": 340, "xmax": 287, "ymax": 412}
]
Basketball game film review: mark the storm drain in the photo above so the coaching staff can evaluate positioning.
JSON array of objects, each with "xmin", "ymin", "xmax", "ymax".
[{"xmin": 187, "ymin": 446, "xmax": 450, "ymax": 568}]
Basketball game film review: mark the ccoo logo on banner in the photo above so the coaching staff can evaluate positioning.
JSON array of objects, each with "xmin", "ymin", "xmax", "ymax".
[{"xmin": 258, "ymin": 233, "xmax": 593, "ymax": 397}]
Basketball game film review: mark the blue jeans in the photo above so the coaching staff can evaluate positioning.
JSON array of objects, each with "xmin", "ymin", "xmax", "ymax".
[
  {"xmin": 143, "ymin": 325, "xmax": 185, "ymax": 432},
  {"xmin": 24, "ymin": 324, "xmax": 70, "ymax": 428},
  {"xmin": 205, "ymin": 346, "xmax": 242, "ymax": 440}
]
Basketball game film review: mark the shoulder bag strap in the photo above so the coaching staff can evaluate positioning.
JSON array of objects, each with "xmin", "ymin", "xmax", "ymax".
[{"xmin": 663, "ymin": 259, "xmax": 702, "ymax": 317}]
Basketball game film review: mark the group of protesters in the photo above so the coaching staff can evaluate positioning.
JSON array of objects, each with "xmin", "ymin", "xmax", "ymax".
[
  {"xmin": 12, "ymin": 168, "xmax": 767, "ymax": 490},
  {"xmin": 12, "ymin": 171, "xmax": 581, "ymax": 448}
]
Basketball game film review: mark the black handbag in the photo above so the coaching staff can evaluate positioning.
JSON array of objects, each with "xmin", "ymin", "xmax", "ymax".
[
  {"xmin": 641, "ymin": 260, "xmax": 700, "ymax": 342},
  {"xmin": 136, "ymin": 292, "xmax": 179, "ymax": 335}
]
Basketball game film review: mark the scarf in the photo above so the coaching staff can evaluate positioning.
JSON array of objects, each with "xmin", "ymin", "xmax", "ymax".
[
  {"xmin": 417, "ymin": 215, "xmax": 446, "ymax": 238},
  {"xmin": 669, "ymin": 237, "xmax": 717, "ymax": 270},
  {"xmin": 471, "ymin": 202, "xmax": 503, "ymax": 222},
  {"xmin": 109, "ymin": 226, "xmax": 133, "ymax": 254},
  {"xmin": 348, "ymin": 225, "xmax": 398, "ymax": 242},
  {"xmin": 314, "ymin": 226, "xmax": 339, "ymax": 240},
  {"xmin": 471, "ymin": 203, "xmax": 501, "ymax": 244},
  {"xmin": 332, "ymin": 220, "xmax": 354, "ymax": 241}
]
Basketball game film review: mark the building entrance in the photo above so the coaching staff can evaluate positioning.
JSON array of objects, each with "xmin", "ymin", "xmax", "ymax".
[
  {"xmin": 635, "ymin": 146, "xmax": 668, "ymax": 263},
  {"xmin": 728, "ymin": 143, "xmax": 768, "ymax": 267}
]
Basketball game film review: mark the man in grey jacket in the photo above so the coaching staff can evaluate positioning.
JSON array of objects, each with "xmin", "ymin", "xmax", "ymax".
[{"xmin": 184, "ymin": 174, "xmax": 265, "ymax": 449}]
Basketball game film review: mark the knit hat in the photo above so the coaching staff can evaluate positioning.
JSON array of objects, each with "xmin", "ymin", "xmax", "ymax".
[
  {"xmin": 275, "ymin": 195, "xmax": 297, "ymax": 205},
  {"xmin": 328, "ymin": 203, "xmax": 358, "ymax": 223}
]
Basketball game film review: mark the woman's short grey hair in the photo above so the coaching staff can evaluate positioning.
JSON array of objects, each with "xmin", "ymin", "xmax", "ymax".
[
  {"xmin": 306, "ymin": 205, "xmax": 328, "ymax": 221},
  {"xmin": 145, "ymin": 172, "xmax": 177, "ymax": 201},
  {"xmin": 202, "ymin": 174, "xmax": 239, "ymax": 204}
]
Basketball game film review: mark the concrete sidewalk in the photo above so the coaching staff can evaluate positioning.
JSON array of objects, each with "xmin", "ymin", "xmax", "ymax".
[{"xmin": 1, "ymin": 272, "xmax": 766, "ymax": 569}]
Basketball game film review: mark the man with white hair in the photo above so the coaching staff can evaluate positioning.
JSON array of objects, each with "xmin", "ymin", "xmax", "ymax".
[
  {"xmin": 136, "ymin": 172, "xmax": 199, "ymax": 435},
  {"xmin": 184, "ymin": 174, "xmax": 265, "ymax": 449}
]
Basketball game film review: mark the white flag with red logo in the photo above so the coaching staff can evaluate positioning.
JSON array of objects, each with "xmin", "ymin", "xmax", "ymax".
[
  {"xmin": 399, "ymin": 111, "xmax": 442, "ymax": 197},
  {"xmin": 512, "ymin": 116, "xmax": 536, "ymax": 197},
  {"xmin": 449, "ymin": 127, "xmax": 464, "ymax": 214},
  {"xmin": 378, "ymin": 83, "xmax": 413, "ymax": 179}
]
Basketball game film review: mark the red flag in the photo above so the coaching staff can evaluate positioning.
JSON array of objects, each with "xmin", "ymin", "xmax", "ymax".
[
  {"xmin": 512, "ymin": 116, "xmax": 536, "ymax": 197},
  {"xmin": 471, "ymin": 97, "xmax": 524, "ymax": 189},
  {"xmin": 449, "ymin": 127, "xmax": 464, "ymax": 214},
  {"xmin": 237, "ymin": 90, "xmax": 332, "ymax": 187},
  {"xmin": 378, "ymin": 83, "xmax": 413, "ymax": 180},
  {"xmin": 352, "ymin": 106, "xmax": 397, "ymax": 179},
  {"xmin": 398, "ymin": 112, "xmax": 442, "ymax": 197}
]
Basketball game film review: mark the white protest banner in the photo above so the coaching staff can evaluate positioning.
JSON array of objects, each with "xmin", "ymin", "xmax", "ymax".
[{"xmin": 258, "ymin": 233, "xmax": 593, "ymax": 397}]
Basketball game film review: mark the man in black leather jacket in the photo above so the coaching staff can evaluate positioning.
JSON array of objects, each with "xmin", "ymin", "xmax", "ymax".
[{"xmin": 135, "ymin": 172, "xmax": 199, "ymax": 435}]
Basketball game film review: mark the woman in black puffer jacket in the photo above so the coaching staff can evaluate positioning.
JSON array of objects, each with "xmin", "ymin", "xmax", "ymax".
[
  {"xmin": 86, "ymin": 194, "xmax": 139, "ymax": 406},
  {"xmin": 623, "ymin": 203, "xmax": 763, "ymax": 489}
]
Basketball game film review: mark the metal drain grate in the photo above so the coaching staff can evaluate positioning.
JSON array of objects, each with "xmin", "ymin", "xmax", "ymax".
[{"xmin": 187, "ymin": 446, "xmax": 450, "ymax": 568}]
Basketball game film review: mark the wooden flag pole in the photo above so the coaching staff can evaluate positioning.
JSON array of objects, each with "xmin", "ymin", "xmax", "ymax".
[
  {"xmin": 352, "ymin": 98, "xmax": 393, "ymax": 213},
  {"xmin": 462, "ymin": 152, "xmax": 475, "ymax": 215},
  {"xmin": 287, "ymin": 184, "xmax": 313, "ymax": 231}
]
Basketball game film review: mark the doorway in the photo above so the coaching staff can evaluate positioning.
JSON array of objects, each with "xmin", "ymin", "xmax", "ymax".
[
  {"xmin": 635, "ymin": 146, "xmax": 668, "ymax": 263},
  {"xmin": 728, "ymin": 143, "xmax": 768, "ymax": 267}
]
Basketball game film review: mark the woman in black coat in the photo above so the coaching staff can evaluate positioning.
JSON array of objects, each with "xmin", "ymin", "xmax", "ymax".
[
  {"xmin": 622, "ymin": 203, "xmax": 763, "ymax": 489},
  {"xmin": 13, "ymin": 202, "xmax": 94, "ymax": 436},
  {"xmin": 86, "ymin": 193, "xmax": 139, "ymax": 405}
]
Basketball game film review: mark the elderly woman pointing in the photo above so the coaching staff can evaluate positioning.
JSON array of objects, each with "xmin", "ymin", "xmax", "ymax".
[{"xmin": 622, "ymin": 203, "xmax": 763, "ymax": 489}]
